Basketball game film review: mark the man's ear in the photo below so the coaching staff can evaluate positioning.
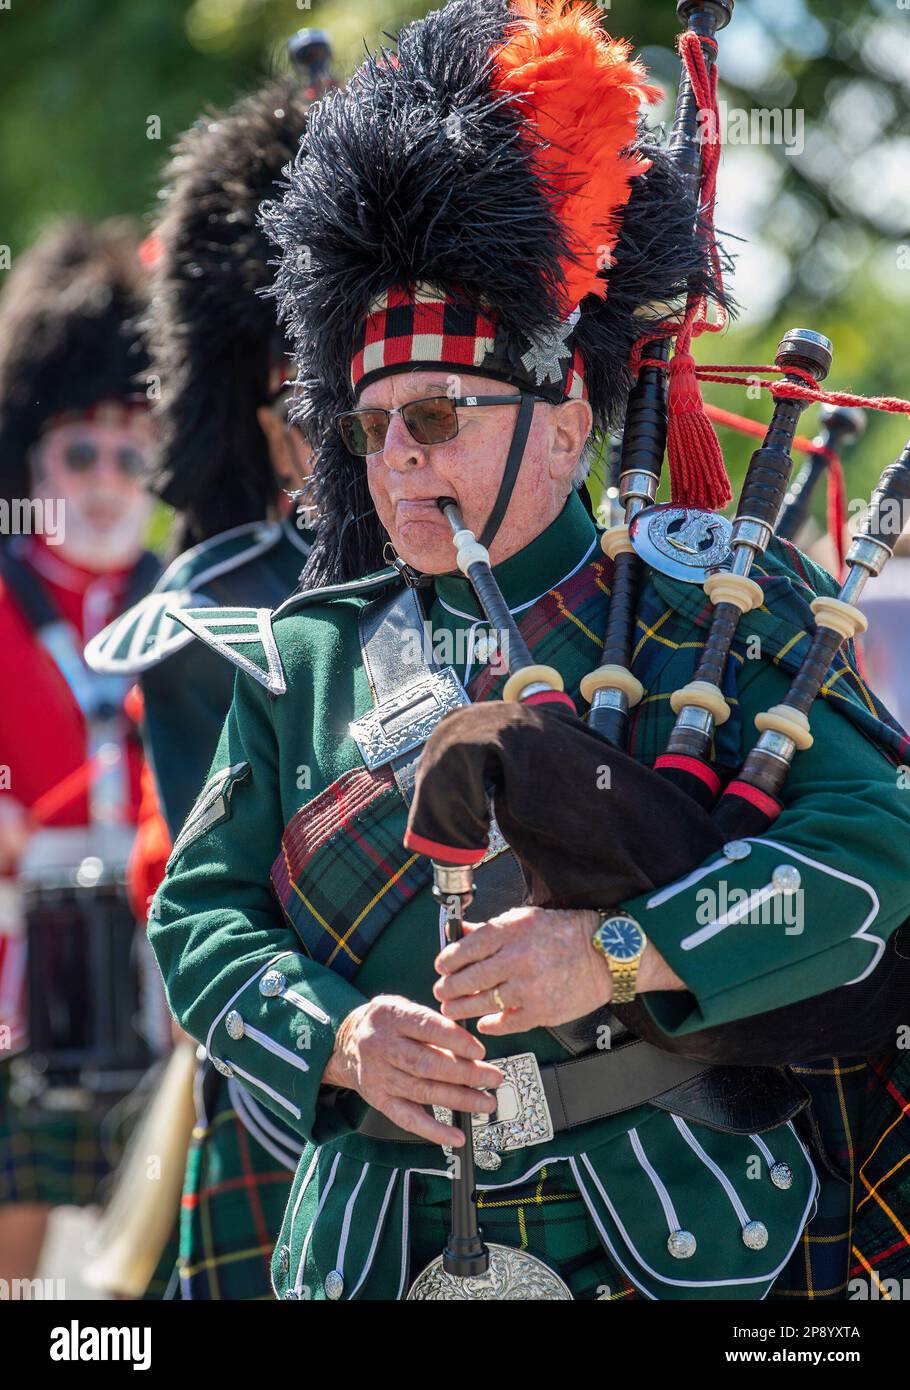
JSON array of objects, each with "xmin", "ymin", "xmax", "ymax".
[{"xmin": 549, "ymin": 398, "xmax": 593, "ymax": 484}]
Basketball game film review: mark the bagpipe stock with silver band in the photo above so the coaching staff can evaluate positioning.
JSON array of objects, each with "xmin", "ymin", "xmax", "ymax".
[
  {"xmin": 650, "ymin": 327, "xmax": 832, "ymax": 807},
  {"xmin": 717, "ymin": 437, "xmax": 910, "ymax": 837}
]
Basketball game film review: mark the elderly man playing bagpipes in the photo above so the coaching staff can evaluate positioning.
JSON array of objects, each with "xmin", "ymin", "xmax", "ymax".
[{"xmin": 149, "ymin": 0, "xmax": 910, "ymax": 1300}]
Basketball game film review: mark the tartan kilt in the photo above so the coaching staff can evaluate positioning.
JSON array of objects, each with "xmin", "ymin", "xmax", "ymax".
[
  {"xmin": 407, "ymin": 1163, "xmax": 641, "ymax": 1301},
  {"xmin": 0, "ymin": 1062, "xmax": 122, "ymax": 1208},
  {"xmin": 769, "ymin": 1050, "xmax": 910, "ymax": 1300},
  {"xmin": 851, "ymin": 1046, "xmax": 910, "ymax": 1292},
  {"xmin": 179, "ymin": 1068, "xmax": 295, "ymax": 1300}
]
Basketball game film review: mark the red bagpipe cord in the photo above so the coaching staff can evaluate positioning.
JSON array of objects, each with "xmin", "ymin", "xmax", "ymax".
[{"xmin": 628, "ymin": 31, "xmax": 731, "ymax": 512}]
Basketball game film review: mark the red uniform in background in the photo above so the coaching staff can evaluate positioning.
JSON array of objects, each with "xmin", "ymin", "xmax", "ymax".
[
  {"xmin": 0, "ymin": 535, "xmax": 146, "ymax": 1049},
  {"xmin": 125, "ymin": 711, "xmax": 173, "ymax": 924}
]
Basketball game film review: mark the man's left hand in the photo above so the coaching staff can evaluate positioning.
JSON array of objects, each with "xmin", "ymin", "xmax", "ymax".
[{"xmin": 433, "ymin": 906, "xmax": 612, "ymax": 1036}]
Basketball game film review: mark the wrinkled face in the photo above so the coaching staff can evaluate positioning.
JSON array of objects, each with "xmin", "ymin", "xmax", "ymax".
[
  {"xmin": 30, "ymin": 417, "xmax": 153, "ymax": 569},
  {"xmin": 358, "ymin": 370, "xmax": 592, "ymax": 574}
]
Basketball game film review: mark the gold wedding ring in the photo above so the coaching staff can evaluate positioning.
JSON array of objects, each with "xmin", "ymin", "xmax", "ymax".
[{"xmin": 493, "ymin": 987, "xmax": 506, "ymax": 1012}]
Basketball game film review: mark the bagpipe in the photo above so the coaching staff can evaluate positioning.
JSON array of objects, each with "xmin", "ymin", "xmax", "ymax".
[
  {"xmin": 775, "ymin": 404, "xmax": 866, "ymax": 552},
  {"xmin": 402, "ymin": 0, "xmax": 910, "ymax": 1299}
]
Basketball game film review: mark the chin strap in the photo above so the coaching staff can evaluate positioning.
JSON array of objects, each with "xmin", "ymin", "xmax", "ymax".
[
  {"xmin": 478, "ymin": 391, "xmax": 537, "ymax": 550},
  {"xmin": 381, "ymin": 541, "xmax": 434, "ymax": 589}
]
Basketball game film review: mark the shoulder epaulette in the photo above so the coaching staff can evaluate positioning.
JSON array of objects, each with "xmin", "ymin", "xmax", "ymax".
[
  {"xmin": 170, "ymin": 606, "xmax": 287, "ymax": 695},
  {"xmin": 83, "ymin": 521, "xmax": 286, "ymax": 676},
  {"xmin": 169, "ymin": 568, "xmax": 402, "ymax": 696},
  {"xmin": 272, "ymin": 567, "xmax": 401, "ymax": 620},
  {"xmin": 84, "ymin": 588, "xmax": 217, "ymax": 675},
  {"xmin": 156, "ymin": 520, "xmax": 285, "ymax": 594}
]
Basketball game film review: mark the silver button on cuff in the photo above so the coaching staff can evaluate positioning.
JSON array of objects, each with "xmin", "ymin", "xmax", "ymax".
[
  {"xmin": 212, "ymin": 1058, "xmax": 234, "ymax": 1078},
  {"xmin": 742, "ymin": 1220, "xmax": 769, "ymax": 1250},
  {"xmin": 260, "ymin": 970, "xmax": 287, "ymax": 998},
  {"xmin": 667, "ymin": 1229, "xmax": 697, "ymax": 1259},
  {"xmin": 225, "ymin": 1010, "xmax": 244, "ymax": 1041},
  {"xmin": 771, "ymin": 864, "xmax": 801, "ymax": 894},
  {"xmin": 278, "ymin": 1245, "xmax": 290, "ymax": 1274},
  {"xmin": 325, "ymin": 1269, "xmax": 344, "ymax": 1300},
  {"xmin": 723, "ymin": 840, "xmax": 752, "ymax": 861}
]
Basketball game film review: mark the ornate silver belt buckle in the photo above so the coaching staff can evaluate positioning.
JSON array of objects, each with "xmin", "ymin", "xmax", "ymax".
[
  {"xmin": 349, "ymin": 668, "xmax": 469, "ymax": 770},
  {"xmin": 434, "ymin": 1052, "xmax": 553, "ymax": 1172}
]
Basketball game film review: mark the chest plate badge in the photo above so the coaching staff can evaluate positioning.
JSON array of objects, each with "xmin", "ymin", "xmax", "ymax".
[
  {"xmin": 630, "ymin": 504, "xmax": 733, "ymax": 584},
  {"xmin": 349, "ymin": 666, "xmax": 470, "ymax": 771}
]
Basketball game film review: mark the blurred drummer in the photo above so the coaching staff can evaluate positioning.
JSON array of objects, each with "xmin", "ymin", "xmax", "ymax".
[{"xmin": 0, "ymin": 220, "xmax": 158, "ymax": 1282}]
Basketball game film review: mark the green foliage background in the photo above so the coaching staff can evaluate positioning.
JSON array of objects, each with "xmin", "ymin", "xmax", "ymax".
[{"xmin": 1, "ymin": 0, "xmax": 908, "ymax": 535}]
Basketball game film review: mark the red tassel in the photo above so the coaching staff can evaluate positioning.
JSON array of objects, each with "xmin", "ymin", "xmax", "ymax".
[
  {"xmin": 826, "ymin": 453, "xmax": 847, "ymax": 582},
  {"xmin": 666, "ymin": 347, "xmax": 732, "ymax": 511}
]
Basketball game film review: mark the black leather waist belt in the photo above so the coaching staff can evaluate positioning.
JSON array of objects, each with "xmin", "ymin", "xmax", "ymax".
[{"xmin": 357, "ymin": 1042, "xmax": 808, "ymax": 1165}]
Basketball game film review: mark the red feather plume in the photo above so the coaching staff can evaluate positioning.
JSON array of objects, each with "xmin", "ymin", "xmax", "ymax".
[{"xmin": 491, "ymin": 0, "xmax": 661, "ymax": 314}]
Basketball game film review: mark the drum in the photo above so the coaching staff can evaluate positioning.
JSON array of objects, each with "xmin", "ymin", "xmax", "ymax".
[{"xmin": 13, "ymin": 827, "xmax": 153, "ymax": 1109}]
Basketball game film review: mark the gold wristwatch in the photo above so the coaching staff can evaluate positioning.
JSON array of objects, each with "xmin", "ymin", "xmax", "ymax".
[{"xmin": 591, "ymin": 913, "xmax": 647, "ymax": 1004}]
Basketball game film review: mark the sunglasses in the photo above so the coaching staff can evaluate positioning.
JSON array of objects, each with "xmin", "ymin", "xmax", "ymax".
[
  {"xmin": 61, "ymin": 439, "xmax": 148, "ymax": 478},
  {"xmin": 335, "ymin": 394, "xmax": 544, "ymax": 457}
]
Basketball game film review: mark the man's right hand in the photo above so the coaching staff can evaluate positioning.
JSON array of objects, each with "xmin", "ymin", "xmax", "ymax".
[{"xmin": 323, "ymin": 994, "xmax": 504, "ymax": 1148}]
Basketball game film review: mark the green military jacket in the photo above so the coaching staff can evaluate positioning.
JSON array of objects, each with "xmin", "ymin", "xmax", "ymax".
[
  {"xmin": 85, "ymin": 514, "xmax": 313, "ymax": 834},
  {"xmin": 149, "ymin": 493, "xmax": 910, "ymax": 1300}
]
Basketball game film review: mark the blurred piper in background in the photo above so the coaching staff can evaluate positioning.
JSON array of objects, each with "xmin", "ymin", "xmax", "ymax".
[
  {"xmin": 85, "ymin": 71, "xmax": 319, "ymax": 1302},
  {"xmin": 0, "ymin": 220, "xmax": 158, "ymax": 1284}
]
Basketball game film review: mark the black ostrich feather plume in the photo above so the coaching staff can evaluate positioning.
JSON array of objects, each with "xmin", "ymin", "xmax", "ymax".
[
  {"xmin": 145, "ymin": 76, "xmax": 312, "ymax": 548},
  {"xmin": 262, "ymin": 0, "xmax": 731, "ymax": 585}
]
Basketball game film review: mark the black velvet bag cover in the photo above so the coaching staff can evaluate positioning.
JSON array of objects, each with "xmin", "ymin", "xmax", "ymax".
[
  {"xmin": 407, "ymin": 701, "xmax": 910, "ymax": 1065},
  {"xmin": 405, "ymin": 701, "xmax": 725, "ymax": 903}
]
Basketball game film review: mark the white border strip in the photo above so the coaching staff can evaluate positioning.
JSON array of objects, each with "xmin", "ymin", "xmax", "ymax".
[
  {"xmin": 228, "ymin": 1079, "xmax": 303, "ymax": 1171},
  {"xmin": 333, "ymin": 1162, "xmax": 371, "ymax": 1284},
  {"xmin": 349, "ymin": 1168, "xmax": 399, "ymax": 1301},
  {"xmin": 628, "ymin": 1128, "xmax": 681, "ymax": 1236},
  {"xmin": 576, "ymin": 1140, "xmax": 817, "ymax": 1290},
  {"xmin": 222, "ymin": 1057, "xmax": 301, "ymax": 1120},
  {"xmin": 295, "ymin": 1151, "xmax": 342, "ymax": 1295}
]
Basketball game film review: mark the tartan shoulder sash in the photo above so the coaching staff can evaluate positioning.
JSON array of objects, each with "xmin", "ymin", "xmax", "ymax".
[{"xmin": 270, "ymin": 583, "xmax": 528, "ymax": 982}]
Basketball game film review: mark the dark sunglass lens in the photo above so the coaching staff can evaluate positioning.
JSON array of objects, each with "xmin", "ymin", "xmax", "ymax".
[
  {"xmin": 64, "ymin": 440, "xmax": 98, "ymax": 472},
  {"xmin": 403, "ymin": 397, "xmax": 457, "ymax": 445},
  {"xmin": 339, "ymin": 411, "xmax": 388, "ymax": 456},
  {"xmin": 117, "ymin": 446, "xmax": 146, "ymax": 478}
]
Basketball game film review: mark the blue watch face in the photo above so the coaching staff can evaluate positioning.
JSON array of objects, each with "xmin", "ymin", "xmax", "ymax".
[{"xmin": 599, "ymin": 916, "xmax": 644, "ymax": 960}]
